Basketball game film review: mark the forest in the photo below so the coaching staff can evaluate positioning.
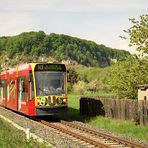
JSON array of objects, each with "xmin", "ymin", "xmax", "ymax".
[{"xmin": 0, "ymin": 31, "xmax": 130, "ymax": 67}]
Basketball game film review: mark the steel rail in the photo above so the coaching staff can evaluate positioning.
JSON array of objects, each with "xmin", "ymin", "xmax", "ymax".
[
  {"xmin": 40, "ymin": 119, "xmax": 110, "ymax": 148},
  {"xmin": 61, "ymin": 120, "xmax": 147, "ymax": 148}
]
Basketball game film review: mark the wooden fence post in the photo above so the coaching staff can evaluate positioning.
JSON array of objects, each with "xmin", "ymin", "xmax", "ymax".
[
  {"xmin": 139, "ymin": 100, "xmax": 144, "ymax": 125},
  {"xmin": 143, "ymin": 100, "xmax": 148, "ymax": 125}
]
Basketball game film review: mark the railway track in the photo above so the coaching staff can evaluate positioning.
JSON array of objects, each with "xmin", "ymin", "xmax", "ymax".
[{"xmin": 36, "ymin": 118, "xmax": 146, "ymax": 148}]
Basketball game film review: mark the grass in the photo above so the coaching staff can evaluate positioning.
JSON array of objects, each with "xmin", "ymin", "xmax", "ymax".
[
  {"xmin": 89, "ymin": 117, "xmax": 148, "ymax": 141},
  {"xmin": 68, "ymin": 94, "xmax": 80, "ymax": 110},
  {"xmin": 66, "ymin": 93, "xmax": 148, "ymax": 142},
  {"xmin": 0, "ymin": 118, "xmax": 48, "ymax": 148}
]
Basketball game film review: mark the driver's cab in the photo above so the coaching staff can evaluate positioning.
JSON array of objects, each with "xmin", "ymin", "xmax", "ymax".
[{"xmin": 33, "ymin": 63, "xmax": 67, "ymax": 108}]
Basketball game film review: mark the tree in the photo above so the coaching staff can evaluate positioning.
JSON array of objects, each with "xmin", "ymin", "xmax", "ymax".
[
  {"xmin": 108, "ymin": 56, "xmax": 148, "ymax": 99},
  {"xmin": 67, "ymin": 66, "xmax": 78, "ymax": 85},
  {"xmin": 66, "ymin": 64, "xmax": 79, "ymax": 92},
  {"xmin": 121, "ymin": 14, "xmax": 148, "ymax": 54}
]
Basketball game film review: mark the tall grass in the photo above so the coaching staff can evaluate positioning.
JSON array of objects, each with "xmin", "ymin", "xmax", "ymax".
[{"xmin": 89, "ymin": 116, "xmax": 148, "ymax": 141}]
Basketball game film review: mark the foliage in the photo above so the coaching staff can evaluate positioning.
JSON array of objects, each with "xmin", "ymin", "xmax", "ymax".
[
  {"xmin": 66, "ymin": 65, "xmax": 79, "ymax": 93},
  {"xmin": 67, "ymin": 65, "xmax": 78, "ymax": 86},
  {"xmin": 73, "ymin": 81, "xmax": 87, "ymax": 94},
  {"xmin": 108, "ymin": 56, "xmax": 148, "ymax": 99},
  {"xmin": 0, "ymin": 31, "xmax": 130, "ymax": 67},
  {"xmin": 76, "ymin": 65, "xmax": 111, "ymax": 93},
  {"xmin": 121, "ymin": 14, "xmax": 148, "ymax": 54}
]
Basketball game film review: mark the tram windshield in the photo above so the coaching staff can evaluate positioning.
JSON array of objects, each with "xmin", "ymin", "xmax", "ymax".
[{"xmin": 35, "ymin": 71, "xmax": 65, "ymax": 96}]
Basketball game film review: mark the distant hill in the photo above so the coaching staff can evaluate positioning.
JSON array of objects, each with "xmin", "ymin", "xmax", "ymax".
[{"xmin": 0, "ymin": 31, "xmax": 130, "ymax": 67}]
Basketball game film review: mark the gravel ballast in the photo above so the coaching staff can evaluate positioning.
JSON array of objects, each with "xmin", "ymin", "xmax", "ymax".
[
  {"xmin": 0, "ymin": 106, "xmax": 147, "ymax": 148},
  {"xmin": 0, "ymin": 107, "xmax": 87, "ymax": 148}
]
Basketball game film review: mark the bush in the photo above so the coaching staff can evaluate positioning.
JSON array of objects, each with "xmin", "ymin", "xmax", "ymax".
[
  {"xmin": 108, "ymin": 56, "xmax": 148, "ymax": 99},
  {"xmin": 73, "ymin": 81, "xmax": 87, "ymax": 94}
]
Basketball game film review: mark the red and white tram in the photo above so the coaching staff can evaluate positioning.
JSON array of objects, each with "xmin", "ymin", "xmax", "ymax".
[{"xmin": 0, "ymin": 63, "xmax": 68, "ymax": 116}]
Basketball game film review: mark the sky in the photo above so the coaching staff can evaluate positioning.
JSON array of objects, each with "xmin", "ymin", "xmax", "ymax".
[{"xmin": 0, "ymin": 0, "xmax": 148, "ymax": 53}]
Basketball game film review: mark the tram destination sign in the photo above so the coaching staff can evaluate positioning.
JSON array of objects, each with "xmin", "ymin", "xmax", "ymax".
[{"xmin": 35, "ymin": 64, "xmax": 66, "ymax": 71}]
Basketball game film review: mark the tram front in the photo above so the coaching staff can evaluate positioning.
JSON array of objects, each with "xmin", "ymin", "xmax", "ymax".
[{"xmin": 34, "ymin": 63, "xmax": 68, "ymax": 116}]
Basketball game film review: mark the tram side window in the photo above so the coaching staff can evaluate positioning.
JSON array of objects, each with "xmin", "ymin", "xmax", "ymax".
[
  {"xmin": 0, "ymin": 80, "xmax": 6, "ymax": 99},
  {"xmin": 29, "ymin": 75, "xmax": 34, "ymax": 100},
  {"xmin": 0, "ymin": 81, "xmax": 3, "ymax": 99},
  {"xmin": 19, "ymin": 77, "xmax": 27, "ymax": 100}
]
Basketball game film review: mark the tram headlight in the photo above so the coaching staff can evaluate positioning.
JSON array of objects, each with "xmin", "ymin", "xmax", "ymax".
[{"xmin": 62, "ymin": 98, "xmax": 67, "ymax": 104}]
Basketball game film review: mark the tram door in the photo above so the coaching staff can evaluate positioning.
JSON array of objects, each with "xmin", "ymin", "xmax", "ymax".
[
  {"xmin": 18, "ymin": 76, "xmax": 28, "ymax": 113},
  {"xmin": 8, "ymin": 73, "xmax": 18, "ymax": 111},
  {"xmin": 0, "ymin": 79, "xmax": 6, "ymax": 106}
]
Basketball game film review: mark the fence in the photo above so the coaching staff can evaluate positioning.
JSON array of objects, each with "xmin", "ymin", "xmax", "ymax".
[{"xmin": 80, "ymin": 97, "xmax": 148, "ymax": 125}]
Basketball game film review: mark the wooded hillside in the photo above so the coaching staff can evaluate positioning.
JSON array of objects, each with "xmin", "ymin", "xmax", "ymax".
[{"xmin": 0, "ymin": 31, "xmax": 130, "ymax": 67}]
